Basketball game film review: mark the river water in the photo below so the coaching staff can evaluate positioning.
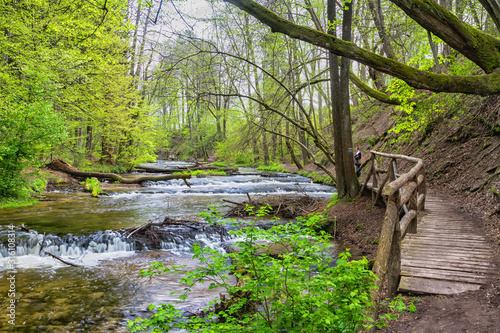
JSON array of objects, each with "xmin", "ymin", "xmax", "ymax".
[{"xmin": 0, "ymin": 165, "xmax": 338, "ymax": 332}]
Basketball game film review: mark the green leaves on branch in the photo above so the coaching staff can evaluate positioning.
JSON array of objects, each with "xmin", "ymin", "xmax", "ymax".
[
  {"xmin": 0, "ymin": 65, "xmax": 66, "ymax": 198},
  {"xmin": 128, "ymin": 208, "xmax": 381, "ymax": 332},
  {"xmin": 81, "ymin": 177, "xmax": 102, "ymax": 197}
]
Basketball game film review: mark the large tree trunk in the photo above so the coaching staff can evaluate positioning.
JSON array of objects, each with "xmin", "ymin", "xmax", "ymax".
[
  {"xmin": 329, "ymin": 0, "xmax": 346, "ymax": 196},
  {"xmin": 340, "ymin": 0, "xmax": 360, "ymax": 197},
  {"xmin": 329, "ymin": 0, "xmax": 359, "ymax": 197}
]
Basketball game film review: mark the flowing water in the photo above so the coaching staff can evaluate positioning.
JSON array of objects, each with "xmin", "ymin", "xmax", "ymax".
[{"xmin": 0, "ymin": 165, "xmax": 339, "ymax": 332}]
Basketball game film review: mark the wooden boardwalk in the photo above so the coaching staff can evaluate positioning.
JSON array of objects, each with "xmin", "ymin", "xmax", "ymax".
[{"xmin": 398, "ymin": 195, "xmax": 494, "ymax": 295}]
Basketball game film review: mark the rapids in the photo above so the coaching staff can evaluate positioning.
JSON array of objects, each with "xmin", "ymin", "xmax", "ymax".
[{"xmin": 0, "ymin": 166, "xmax": 339, "ymax": 332}]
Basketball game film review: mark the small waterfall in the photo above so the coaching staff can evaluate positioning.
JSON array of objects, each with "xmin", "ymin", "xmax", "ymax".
[
  {"xmin": 0, "ymin": 229, "xmax": 134, "ymax": 258},
  {"xmin": 0, "ymin": 225, "xmax": 229, "ymax": 260}
]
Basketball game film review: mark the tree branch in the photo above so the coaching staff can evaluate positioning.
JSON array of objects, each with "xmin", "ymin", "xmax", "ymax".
[{"xmin": 223, "ymin": 0, "xmax": 500, "ymax": 95}]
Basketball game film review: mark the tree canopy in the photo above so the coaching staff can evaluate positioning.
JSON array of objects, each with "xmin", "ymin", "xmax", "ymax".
[{"xmin": 224, "ymin": 0, "xmax": 500, "ymax": 95}]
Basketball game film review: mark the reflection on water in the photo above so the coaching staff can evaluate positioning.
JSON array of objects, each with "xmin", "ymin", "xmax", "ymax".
[
  {"xmin": 0, "ymin": 252, "xmax": 234, "ymax": 332},
  {"xmin": 0, "ymin": 170, "xmax": 337, "ymax": 332}
]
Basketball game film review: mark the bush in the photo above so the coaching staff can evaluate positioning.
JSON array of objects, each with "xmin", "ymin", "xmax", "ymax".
[
  {"xmin": 128, "ymin": 207, "xmax": 379, "ymax": 332},
  {"xmin": 81, "ymin": 177, "xmax": 102, "ymax": 197}
]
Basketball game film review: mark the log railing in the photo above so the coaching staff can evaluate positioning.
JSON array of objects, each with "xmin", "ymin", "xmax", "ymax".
[{"xmin": 362, "ymin": 151, "xmax": 426, "ymax": 313}]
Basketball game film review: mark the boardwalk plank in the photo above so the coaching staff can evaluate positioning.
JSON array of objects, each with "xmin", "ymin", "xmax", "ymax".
[
  {"xmin": 397, "ymin": 194, "xmax": 493, "ymax": 294},
  {"xmin": 399, "ymin": 276, "xmax": 481, "ymax": 295},
  {"xmin": 401, "ymin": 259, "xmax": 494, "ymax": 273}
]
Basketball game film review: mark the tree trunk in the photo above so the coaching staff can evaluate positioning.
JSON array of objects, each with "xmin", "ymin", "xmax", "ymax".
[
  {"xmin": 329, "ymin": 0, "xmax": 346, "ymax": 196},
  {"xmin": 329, "ymin": 0, "xmax": 359, "ymax": 197}
]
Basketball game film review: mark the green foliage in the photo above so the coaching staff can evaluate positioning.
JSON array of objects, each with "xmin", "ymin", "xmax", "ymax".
[
  {"xmin": 128, "ymin": 207, "xmax": 380, "ymax": 332},
  {"xmin": 376, "ymin": 297, "xmax": 417, "ymax": 329},
  {"xmin": 257, "ymin": 163, "xmax": 290, "ymax": 173},
  {"xmin": 80, "ymin": 164, "xmax": 126, "ymax": 174},
  {"xmin": 298, "ymin": 170, "xmax": 335, "ymax": 186},
  {"xmin": 0, "ymin": 65, "xmax": 66, "ymax": 198},
  {"xmin": 387, "ymin": 80, "xmax": 457, "ymax": 145},
  {"xmin": 173, "ymin": 170, "xmax": 227, "ymax": 177},
  {"xmin": 81, "ymin": 177, "xmax": 102, "ymax": 197},
  {"xmin": 296, "ymin": 210, "xmax": 334, "ymax": 233},
  {"xmin": 327, "ymin": 193, "xmax": 342, "ymax": 208},
  {"xmin": 0, "ymin": 0, "xmax": 156, "ymax": 177},
  {"xmin": 212, "ymin": 162, "xmax": 228, "ymax": 167},
  {"xmin": 191, "ymin": 170, "xmax": 227, "ymax": 177}
]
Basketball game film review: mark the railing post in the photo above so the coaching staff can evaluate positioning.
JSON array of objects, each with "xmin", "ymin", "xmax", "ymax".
[
  {"xmin": 370, "ymin": 198, "xmax": 399, "ymax": 318},
  {"xmin": 371, "ymin": 155, "xmax": 378, "ymax": 205},
  {"xmin": 417, "ymin": 166, "xmax": 427, "ymax": 211},
  {"xmin": 408, "ymin": 179, "xmax": 418, "ymax": 234},
  {"xmin": 387, "ymin": 200, "xmax": 401, "ymax": 297},
  {"xmin": 386, "ymin": 159, "xmax": 401, "ymax": 297}
]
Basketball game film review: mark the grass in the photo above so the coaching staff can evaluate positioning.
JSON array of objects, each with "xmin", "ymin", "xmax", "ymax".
[
  {"xmin": 0, "ymin": 198, "xmax": 38, "ymax": 210},
  {"xmin": 79, "ymin": 164, "xmax": 126, "ymax": 173},
  {"xmin": 298, "ymin": 170, "xmax": 335, "ymax": 186},
  {"xmin": 211, "ymin": 162, "xmax": 228, "ymax": 167},
  {"xmin": 257, "ymin": 164, "xmax": 291, "ymax": 173}
]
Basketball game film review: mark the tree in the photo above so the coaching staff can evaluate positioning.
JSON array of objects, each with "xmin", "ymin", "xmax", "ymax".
[{"xmin": 223, "ymin": 0, "xmax": 500, "ymax": 95}]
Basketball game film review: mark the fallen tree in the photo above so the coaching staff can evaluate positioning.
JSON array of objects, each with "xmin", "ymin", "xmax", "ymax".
[{"xmin": 46, "ymin": 159, "xmax": 191, "ymax": 186}]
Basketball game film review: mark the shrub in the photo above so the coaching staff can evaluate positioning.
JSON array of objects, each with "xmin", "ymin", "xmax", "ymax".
[
  {"xmin": 81, "ymin": 177, "xmax": 102, "ymax": 197},
  {"xmin": 128, "ymin": 208, "xmax": 379, "ymax": 332}
]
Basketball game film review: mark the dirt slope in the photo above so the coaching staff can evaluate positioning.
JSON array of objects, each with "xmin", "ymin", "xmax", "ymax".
[{"xmin": 350, "ymin": 95, "xmax": 500, "ymax": 332}]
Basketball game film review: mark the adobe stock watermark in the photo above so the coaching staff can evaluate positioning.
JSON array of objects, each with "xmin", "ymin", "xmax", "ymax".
[{"xmin": 6, "ymin": 223, "xmax": 17, "ymax": 326}]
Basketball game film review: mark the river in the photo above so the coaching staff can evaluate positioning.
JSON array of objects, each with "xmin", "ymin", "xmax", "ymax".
[{"xmin": 0, "ymin": 165, "xmax": 338, "ymax": 332}]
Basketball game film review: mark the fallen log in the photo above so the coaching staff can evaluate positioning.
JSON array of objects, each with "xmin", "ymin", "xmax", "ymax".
[{"xmin": 46, "ymin": 159, "xmax": 192, "ymax": 186}]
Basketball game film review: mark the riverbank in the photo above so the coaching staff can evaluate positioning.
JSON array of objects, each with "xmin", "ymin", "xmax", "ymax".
[{"xmin": 350, "ymin": 95, "xmax": 500, "ymax": 332}]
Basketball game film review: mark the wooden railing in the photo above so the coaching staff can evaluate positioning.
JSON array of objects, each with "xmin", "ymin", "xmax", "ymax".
[{"xmin": 361, "ymin": 151, "xmax": 426, "ymax": 312}]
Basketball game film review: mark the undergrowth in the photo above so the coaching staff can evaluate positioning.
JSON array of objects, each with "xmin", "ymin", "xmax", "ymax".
[{"xmin": 128, "ymin": 205, "xmax": 415, "ymax": 332}]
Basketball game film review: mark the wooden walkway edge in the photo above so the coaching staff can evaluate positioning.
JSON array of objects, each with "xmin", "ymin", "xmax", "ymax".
[{"xmin": 398, "ymin": 195, "xmax": 494, "ymax": 295}]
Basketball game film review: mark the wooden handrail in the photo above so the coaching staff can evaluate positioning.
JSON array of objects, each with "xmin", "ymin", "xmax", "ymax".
[{"xmin": 367, "ymin": 151, "xmax": 426, "ymax": 318}]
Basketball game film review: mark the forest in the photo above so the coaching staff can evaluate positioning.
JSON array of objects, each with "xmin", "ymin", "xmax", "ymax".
[
  {"xmin": 2, "ymin": 0, "xmax": 499, "ymax": 204},
  {"xmin": 1, "ymin": 0, "xmax": 500, "ymax": 331}
]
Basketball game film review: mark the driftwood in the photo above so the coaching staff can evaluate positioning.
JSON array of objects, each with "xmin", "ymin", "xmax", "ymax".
[
  {"xmin": 224, "ymin": 194, "xmax": 320, "ymax": 219},
  {"xmin": 46, "ymin": 252, "xmax": 81, "ymax": 267},
  {"xmin": 124, "ymin": 216, "xmax": 228, "ymax": 248},
  {"xmin": 46, "ymin": 159, "xmax": 192, "ymax": 186}
]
